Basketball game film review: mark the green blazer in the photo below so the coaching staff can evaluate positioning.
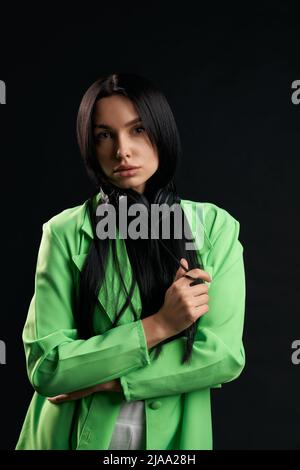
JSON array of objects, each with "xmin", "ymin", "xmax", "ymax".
[{"xmin": 15, "ymin": 194, "xmax": 246, "ymax": 450}]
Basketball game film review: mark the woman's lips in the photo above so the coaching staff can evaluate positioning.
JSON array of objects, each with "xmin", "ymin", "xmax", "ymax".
[{"xmin": 114, "ymin": 167, "xmax": 141, "ymax": 177}]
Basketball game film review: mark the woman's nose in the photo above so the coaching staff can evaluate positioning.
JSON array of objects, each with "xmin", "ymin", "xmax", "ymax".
[
  {"xmin": 115, "ymin": 134, "xmax": 132, "ymax": 159},
  {"xmin": 115, "ymin": 148, "xmax": 130, "ymax": 160}
]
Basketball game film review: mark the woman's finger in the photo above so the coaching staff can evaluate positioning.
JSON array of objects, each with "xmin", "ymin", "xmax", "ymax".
[
  {"xmin": 48, "ymin": 389, "xmax": 91, "ymax": 403},
  {"xmin": 47, "ymin": 394, "xmax": 71, "ymax": 403},
  {"xmin": 174, "ymin": 258, "xmax": 189, "ymax": 282}
]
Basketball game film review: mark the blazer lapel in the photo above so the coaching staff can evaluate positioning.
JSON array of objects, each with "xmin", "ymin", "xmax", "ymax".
[{"xmin": 72, "ymin": 194, "xmax": 142, "ymax": 325}]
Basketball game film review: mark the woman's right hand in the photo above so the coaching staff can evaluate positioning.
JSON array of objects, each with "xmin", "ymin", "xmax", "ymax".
[{"xmin": 155, "ymin": 258, "xmax": 212, "ymax": 336}]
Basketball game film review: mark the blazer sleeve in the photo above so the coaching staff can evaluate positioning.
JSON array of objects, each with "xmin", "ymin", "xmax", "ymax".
[
  {"xmin": 120, "ymin": 205, "xmax": 246, "ymax": 401},
  {"xmin": 23, "ymin": 221, "xmax": 151, "ymax": 397}
]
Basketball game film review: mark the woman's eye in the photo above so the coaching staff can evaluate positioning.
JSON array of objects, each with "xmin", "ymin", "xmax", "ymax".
[
  {"xmin": 134, "ymin": 126, "xmax": 145, "ymax": 134},
  {"xmin": 96, "ymin": 131, "xmax": 111, "ymax": 141},
  {"xmin": 95, "ymin": 127, "xmax": 145, "ymax": 142}
]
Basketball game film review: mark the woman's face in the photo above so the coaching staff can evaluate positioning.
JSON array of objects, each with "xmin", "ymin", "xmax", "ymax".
[{"xmin": 93, "ymin": 95, "xmax": 159, "ymax": 194}]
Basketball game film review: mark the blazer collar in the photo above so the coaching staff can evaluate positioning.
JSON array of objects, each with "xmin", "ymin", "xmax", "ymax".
[
  {"xmin": 74, "ymin": 193, "xmax": 211, "ymax": 325},
  {"xmin": 80, "ymin": 191, "xmax": 101, "ymax": 240}
]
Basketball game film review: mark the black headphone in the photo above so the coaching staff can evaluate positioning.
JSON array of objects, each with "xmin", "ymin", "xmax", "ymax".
[{"xmin": 95, "ymin": 181, "xmax": 203, "ymax": 286}]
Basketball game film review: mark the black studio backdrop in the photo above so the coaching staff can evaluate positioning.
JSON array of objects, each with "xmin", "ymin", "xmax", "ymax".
[{"xmin": 0, "ymin": 2, "xmax": 299, "ymax": 450}]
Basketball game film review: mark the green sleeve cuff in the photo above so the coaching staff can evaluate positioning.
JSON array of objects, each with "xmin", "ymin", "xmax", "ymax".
[
  {"xmin": 121, "ymin": 319, "xmax": 151, "ymax": 402},
  {"xmin": 120, "ymin": 375, "xmax": 130, "ymax": 401},
  {"xmin": 136, "ymin": 319, "xmax": 151, "ymax": 367}
]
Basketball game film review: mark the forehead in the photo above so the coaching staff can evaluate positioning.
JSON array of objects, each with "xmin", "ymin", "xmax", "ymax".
[{"xmin": 93, "ymin": 95, "xmax": 140, "ymax": 127}]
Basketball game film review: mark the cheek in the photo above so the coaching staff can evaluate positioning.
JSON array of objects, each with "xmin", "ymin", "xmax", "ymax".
[
  {"xmin": 149, "ymin": 153, "xmax": 159, "ymax": 171},
  {"xmin": 96, "ymin": 154, "xmax": 111, "ymax": 172},
  {"xmin": 142, "ymin": 143, "xmax": 159, "ymax": 169}
]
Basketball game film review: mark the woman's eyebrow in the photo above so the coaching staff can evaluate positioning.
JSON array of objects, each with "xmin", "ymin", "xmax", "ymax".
[{"xmin": 93, "ymin": 117, "xmax": 142, "ymax": 130}]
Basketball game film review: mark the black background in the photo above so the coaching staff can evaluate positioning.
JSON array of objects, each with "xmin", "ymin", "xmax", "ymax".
[{"xmin": 0, "ymin": 2, "xmax": 299, "ymax": 450}]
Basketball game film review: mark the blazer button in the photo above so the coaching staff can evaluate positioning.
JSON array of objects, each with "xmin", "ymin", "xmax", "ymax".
[{"xmin": 149, "ymin": 401, "xmax": 162, "ymax": 410}]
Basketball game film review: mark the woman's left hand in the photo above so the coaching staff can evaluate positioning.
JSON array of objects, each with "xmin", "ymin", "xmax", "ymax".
[{"xmin": 47, "ymin": 379, "xmax": 123, "ymax": 404}]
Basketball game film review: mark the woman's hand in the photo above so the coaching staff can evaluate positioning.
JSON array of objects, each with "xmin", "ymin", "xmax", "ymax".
[
  {"xmin": 47, "ymin": 379, "xmax": 123, "ymax": 404},
  {"xmin": 155, "ymin": 258, "xmax": 212, "ymax": 336}
]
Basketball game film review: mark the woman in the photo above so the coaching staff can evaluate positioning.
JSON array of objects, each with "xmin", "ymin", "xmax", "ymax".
[{"xmin": 16, "ymin": 72, "xmax": 246, "ymax": 450}]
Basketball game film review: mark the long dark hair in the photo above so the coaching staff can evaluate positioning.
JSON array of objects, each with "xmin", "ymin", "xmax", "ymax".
[{"xmin": 76, "ymin": 72, "xmax": 204, "ymax": 364}]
